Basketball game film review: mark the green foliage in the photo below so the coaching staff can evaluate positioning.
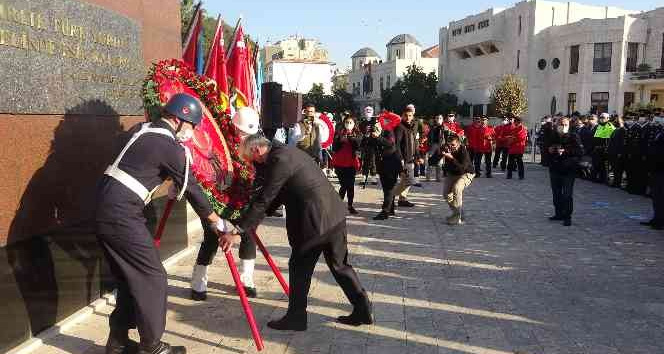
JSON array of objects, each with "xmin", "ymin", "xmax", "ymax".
[
  {"xmin": 304, "ymin": 84, "xmax": 356, "ymax": 115},
  {"xmin": 490, "ymin": 74, "xmax": 528, "ymax": 118},
  {"xmin": 380, "ymin": 65, "xmax": 457, "ymax": 117}
]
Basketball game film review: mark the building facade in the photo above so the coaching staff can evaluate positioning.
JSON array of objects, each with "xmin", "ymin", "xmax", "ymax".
[
  {"xmin": 348, "ymin": 34, "xmax": 439, "ymax": 111},
  {"xmin": 438, "ymin": 1, "xmax": 664, "ymax": 125}
]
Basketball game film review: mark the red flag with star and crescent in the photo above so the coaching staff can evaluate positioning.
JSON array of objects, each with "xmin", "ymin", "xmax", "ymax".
[
  {"xmin": 226, "ymin": 22, "xmax": 254, "ymax": 108},
  {"xmin": 205, "ymin": 16, "xmax": 231, "ymax": 113}
]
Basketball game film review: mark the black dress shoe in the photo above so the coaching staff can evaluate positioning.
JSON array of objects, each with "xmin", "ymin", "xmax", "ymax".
[
  {"xmin": 106, "ymin": 337, "xmax": 138, "ymax": 354},
  {"xmin": 373, "ymin": 212, "xmax": 389, "ymax": 220},
  {"xmin": 348, "ymin": 206, "xmax": 359, "ymax": 215},
  {"xmin": 267, "ymin": 315, "xmax": 307, "ymax": 331},
  {"xmin": 549, "ymin": 215, "xmax": 563, "ymax": 221},
  {"xmin": 563, "ymin": 219, "xmax": 572, "ymax": 226},
  {"xmin": 337, "ymin": 310, "xmax": 373, "ymax": 326},
  {"xmin": 243, "ymin": 286, "xmax": 258, "ymax": 298},
  {"xmin": 137, "ymin": 342, "xmax": 186, "ymax": 354},
  {"xmin": 190, "ymin": 290, "xmax": 206, "ymax": 301},
  {"xmin": 398, "ymin": 200, "xmax": 415, "ymax": 207},
  {"xmin": 485, "ymin": 174, "xmax": 492, "ymax": 178}
]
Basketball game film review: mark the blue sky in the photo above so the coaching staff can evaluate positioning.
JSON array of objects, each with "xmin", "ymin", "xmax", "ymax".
[{"xmin": 205, "ymin": 0, "xmax": 656, "ymax": 68}]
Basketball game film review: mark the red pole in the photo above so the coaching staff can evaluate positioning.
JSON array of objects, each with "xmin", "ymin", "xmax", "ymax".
[
  {"xmin": 225, "ymin": 250, "xmax": 264, "ymax": 351},
  {"xmin": 250, "ymin": 230, "xmax": 290, "ymax": 296},
  {"xmin": 153, "ymin": 199, "xmax": 176, "ymax": 248}
]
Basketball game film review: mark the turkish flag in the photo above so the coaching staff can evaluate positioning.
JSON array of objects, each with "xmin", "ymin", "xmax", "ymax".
[
  {"xmin": 182, "ymin": 3, "xmax": 203, "ymax": 70},
  {"xmin": 227, "ymin": 23, "xmax": 253, "ymax": 108},
  {"xmin": 205, "ymin": 16, "xmax": 231, "ymax": 113}
]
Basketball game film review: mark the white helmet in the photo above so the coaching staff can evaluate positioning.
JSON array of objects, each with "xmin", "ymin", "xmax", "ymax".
[{"xmin": 232, "ymin": 107, "xmax": 260, "ymax": 135}]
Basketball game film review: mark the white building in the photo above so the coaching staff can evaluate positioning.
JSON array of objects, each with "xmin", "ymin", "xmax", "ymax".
[
  {"xmin": 265, "ymin": 60, "xmax": 334, "ymax": 94},
  {"xmin": 438, "ymin": 1, "xmax": 664, "ymax": 125},
  {"xmin": 348, "ymin": 34, "xmax": 439, "ymax": 111},
  {"xmin": 262, "ymin": 36, "xmax": 334, "ymax": 94}
]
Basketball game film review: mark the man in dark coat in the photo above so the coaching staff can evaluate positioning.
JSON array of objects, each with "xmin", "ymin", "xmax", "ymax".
[
  {"xmin": 391, "ymin": 106, "xmax": 418, "ymax": 207},
  {"xmin": 607, "ymin": 116, "xmax": 627, "ymax": 188},
  {"xmin": 231, "ymin": 135, "xmax": 373, "ymax": 331},
  {"xmin": 548, "ymin": 117, "xmax": 583, "ymax": 226}
]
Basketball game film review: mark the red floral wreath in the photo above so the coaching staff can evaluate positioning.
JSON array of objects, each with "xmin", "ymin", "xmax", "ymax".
[{"xmin": 143, "ymin": 59, "xmax": 254, "ymax": 220}]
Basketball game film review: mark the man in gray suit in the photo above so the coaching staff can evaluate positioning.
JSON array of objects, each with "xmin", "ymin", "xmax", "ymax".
[{"xmin": 229, "ymin": 135, "xmax": 373, "ymax": 331}]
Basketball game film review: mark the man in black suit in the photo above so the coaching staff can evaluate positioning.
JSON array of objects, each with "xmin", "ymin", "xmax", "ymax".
[
  {"xmin": 548, "ymin": 117, "xmax": 583, "ymax": 226},
  {"xmin": 229, "ymin": 135, "xmax": 373, "ymax": 331}
]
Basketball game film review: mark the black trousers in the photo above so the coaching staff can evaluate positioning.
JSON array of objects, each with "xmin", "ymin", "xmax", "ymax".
[
  {"xmin": 335, "ymin": 167, "xmax": 356, "ymax": 207},
  {"xmin": 591, "ymin": 149, "xmax": 609, "ymax": 183},
  {"xmin": 287, "ymin": 223, "xmax": 368, "ymax": 317},
  {"xmin": 550, "ymin": 170, "xmax": 575, "ymax": 220},
  {"xmin": 651, "ymin": 172, "xmax": 664, "ymax": 226},
  {"xmin": 610, "ymin": 155, "xmax": 626, "ymax": 187},
  {"xmin": 98, "ymin": 229, "xmax": 166, "ymax": 346},
  {"xmin": 493, "ymin": 147, "xmax": 508, "ymax": 170},
  {"xmin": 507, "ymin": 154, "xmax": 524, "ymax": 179},
  {"xmin": 196, "ymin": 219, "xmax": 256, "ymax": 265},
  {"xmin": 626, "ymin": 156, "xmax": 648, "ymax": 195},
  {"xmin": 540, "ymin": 149, "xmax": 551, "ymax": 167},
  {"xmin": 474, "ymin": 152, "xmax": 492, "ymax": 176},
  {"xmin": 379, "ymin": 172, "xmax": 398, "ymax": 213}
]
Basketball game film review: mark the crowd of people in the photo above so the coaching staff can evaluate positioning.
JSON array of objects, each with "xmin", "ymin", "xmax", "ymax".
[{"xmin": 537, "ymin": 110, "xmax": 664, "ymax": 229}]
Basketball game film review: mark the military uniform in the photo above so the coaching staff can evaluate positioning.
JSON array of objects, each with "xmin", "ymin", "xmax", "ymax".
[{"xmin": 625, "ymin": 122, "xmax": 648, "ymax": 195}]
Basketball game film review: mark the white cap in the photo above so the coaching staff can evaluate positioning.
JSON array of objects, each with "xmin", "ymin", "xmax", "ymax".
[
  {"xmin": 406, "ymin": 104, "xmax": 415, "ymax": 111},
  {"xmin": 600, "ymin": 113, "xmax": 610, "ymax": 119},
  {"xmin": 232, "ymin": 107, "xmax": 260, "ymax": 135}
]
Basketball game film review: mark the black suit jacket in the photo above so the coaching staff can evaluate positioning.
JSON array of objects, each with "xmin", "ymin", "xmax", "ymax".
[{"xmin": 237, "ymin": 143, "xmax": 346, "ymax": 253}]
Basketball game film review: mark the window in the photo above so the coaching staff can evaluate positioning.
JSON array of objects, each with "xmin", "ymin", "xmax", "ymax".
[
  {"xmin": 464, "ymin": 24, "xmax": 475, "ymax": 33},
  {"xmin": 552, "ymin": 58, "xmax": 560, "ymax": 69},
  {"xmin": 570, "ymin": 45, "xmax": 579, "ymax": 74},
  {"xmin": 487, "ymin": 103, "xmax": 497, "ymax": 116},
  {"xmin": 538, "ymin": 59, "xmax": 547, "ymax": 70},
  {"xmin": 550, "ymin": 96, "xmax": 557, "ymax": 115},
  {"xmin": 661, "ymin": 33, "xmax": 664, "ymax": 69},
  {"xmin": 380, "ymin": 77, "xmax": 384, "ymax": 91},
  {"xmin": 386, "ymin": 75, "xmax": 391, "ymax": 88},
  {"xmin": 517, "ymin": 50, "xmax": 520, "ymax": 69},
  {"xmin": 452, "ymin": 28, "xmax": 462, "ymax": 36},
  {"xmin": 474, "ymin": 47, "xmax": 484, "ymax": 56},
  {"xmin": 624, "ymin": 92, "xmax": 634, "ymax": 110},
  {"xmin": 473, "ymin": 104, "xmax": 484, "ymax": 117},
  {"xmin": 478, "ymin": 20, "xmax": 490, "ymax": 29},
  {"xmin": 591, "ymin": 92, "xmax": 609, "ymax": 114},
  {"xmin": 593, "ymin": 42, "xmax": 612, "ymax": 72},
  {"xmin": 626, "ymin": 42, "xmax": 638, "ymax": 72},
  {"xmin": 567, "ymin": 93, "xmax": 576, "ymax": 115},
  {"xmin": 460, "ymin": 51, "xmax": 471, "ymax": 59},
  {"xmin": 488, "ymin": 44, "xmax": 499, "ymax": 53},
  {"xmin": 518, "ymin": 15, "xmax": 522, "ymax": 36},
  {"xmin": 396, "ymin": 49, "xmax": 400, "ymax": 59}
]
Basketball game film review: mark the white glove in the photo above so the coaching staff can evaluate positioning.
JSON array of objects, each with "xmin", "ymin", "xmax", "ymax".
[{"xmin": 215, "ymin": 219, "xmax": 231, "ymax": 233}]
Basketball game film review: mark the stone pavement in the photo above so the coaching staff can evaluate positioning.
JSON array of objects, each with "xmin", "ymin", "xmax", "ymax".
[{"xmin": 30, "ymin": 163, "xmax": 664, "ymax": 354}]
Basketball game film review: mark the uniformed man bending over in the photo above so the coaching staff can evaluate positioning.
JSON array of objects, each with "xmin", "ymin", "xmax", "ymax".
[
  {"xmin": 96, "ymin": 93, "xmax": 237, "ymax": 354},
  {"xmin": 228, "ymin": 135, "xmax": 373, "ymax": 331}
]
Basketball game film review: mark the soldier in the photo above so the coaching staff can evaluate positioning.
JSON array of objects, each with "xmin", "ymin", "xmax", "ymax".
[
  {"xmin": 190, "ymin": 107, "xmax": 261, "ymax": 301},
  {"xmin": 97, "ymin": 93, "xmax": 238, "ymax": 354}
]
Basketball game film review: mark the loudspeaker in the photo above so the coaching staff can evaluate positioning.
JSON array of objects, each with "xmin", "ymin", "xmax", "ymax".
[
  {"xmin": 281, "ymin": 91, "xmax": 303, "ymax": 126},
  {"xmin": 261, "ymin": 82, "xmax": 282, "ymax": 129}
]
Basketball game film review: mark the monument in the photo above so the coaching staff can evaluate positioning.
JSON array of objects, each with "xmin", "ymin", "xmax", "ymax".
[{"xmin": 0, "ymin": 0, "xmax": 184, "ymax": 352}]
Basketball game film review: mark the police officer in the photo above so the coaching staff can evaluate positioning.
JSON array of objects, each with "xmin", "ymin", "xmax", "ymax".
[
  {"xmin": 96, "ymin": 93, "xmax": 237, "ymax": 354},
  {"xmin": 228, "ymin": 135, "xmax": 373, "ymax": 331},
  {"xmin": 625, "ymin": 114, "xmax": 649, "ymax": 194},
  {"xmin": 190, "ymin": 107, "xmax": 261, "ymax": 300}
]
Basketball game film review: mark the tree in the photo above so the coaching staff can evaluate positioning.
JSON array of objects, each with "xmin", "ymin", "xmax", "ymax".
[
  {"xmin": 380, "ymin": 65, "xmax": 457, "ymax": 117},
  {"xmin": 303, "ymin": 84, "xmax": 355, "ymax": 115},
  {"xmin": 490, "ymin": 74, "xmax": 528, "ymax": 118}
]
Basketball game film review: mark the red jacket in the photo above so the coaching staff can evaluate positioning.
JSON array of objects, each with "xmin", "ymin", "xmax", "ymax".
[
  {"xmin": 465, "ymin": 123, "xmax": 482, "ymax": 150},
  {"xmin": 332, "ymin": 130, "xmax": 361, "ymax": 169},
  {"xmin": 475, "ymin": 125, "xmax": 495, "ymax": 153},
  {"xmin": 444, "ymin": 122, "xmax": 465, "ymax": 137},
  {"xmin": 506, "ymin": 124, "xmax": 528, "ymax": 155},
  {"xmin": 494, "ymin": 124, "xmax": 510, "ymax": 148}
]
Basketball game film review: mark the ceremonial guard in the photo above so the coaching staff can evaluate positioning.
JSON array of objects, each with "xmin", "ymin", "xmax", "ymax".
[
  {"xmin": 493, "ymin": 117, "xmax": 512, "ymax": 171},
  {"xmin": 473, "ymin": 116, "xmax": 495, "ymax": 178},
  {"xmin": 96, "ymin": 93, "xmax": 237, "ymax": 354},
  {"xmin": 231, "ymin": 135, "xmax": 373, "ymax": 331},
  {"xmin": 190, "ymin": 107, "xmax": 261, "ymax": 300}
]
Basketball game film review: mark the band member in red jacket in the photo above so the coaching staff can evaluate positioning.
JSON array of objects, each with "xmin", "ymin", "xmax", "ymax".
[
  {"xmin": 444, "ymin": 113, "xmax": 465, "ymax": 138},
  {"xmin": 505, "ymin": 116, "xmax": 528, "ymax": 179},
  {"xmin": 465, "ymin": 116, "xmax": 482, "ymax": 163},
  {"xmin": 492, "ymin": 117, "xmax": 512, "ymax": 171},
  {"xmin": 473, "ymin": 116, "xmax": 496, "ymax": 177}
]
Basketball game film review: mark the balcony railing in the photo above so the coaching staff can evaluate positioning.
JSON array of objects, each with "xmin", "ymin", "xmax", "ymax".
[{"xmin": 630, "ymin": 68, "xmax": 664, "ymax": 81}]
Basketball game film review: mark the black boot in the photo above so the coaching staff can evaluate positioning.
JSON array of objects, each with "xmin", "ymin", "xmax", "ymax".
[
  {"xmin": 267, "ymin": 313, "xmax": 307, "ymax": 331},
  {"xmin": 389, "ymin": 198, "xmax": 396, "ymax": 215},
  {"xmin": 243, "ymin": 286, "xmax": 258, "ymax": 298},
  {"xmin": 337, "ymin": 298, "xmax": 373, "ymax": 326},
  {"xmin": 348, "ymin": 206, "xmax": 359, "ymax": 215},
  {"xmin": 105, "ymin": 329, "xmax": 138, "ymax": 354},
  {"xmin": 137, "ymin": 341, "xmax": 186, "ymax": 354},
  {"xmin": 190, "ymin": 290, "xmax": 206, "ymax": 301},
  {"xmin": 373, "ymin": 211, "xmax": 389, "ymax": 220}
]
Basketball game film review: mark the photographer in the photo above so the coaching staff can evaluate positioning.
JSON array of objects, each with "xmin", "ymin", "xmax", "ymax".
[
  {"xmin": 548, "ymin": 117, "xmax": 583, "ymax": 226},
  {"xmin": 332, "ymin": 115, "xmax": 363, "ymax": 214},
  {"xmin": 441, "ymin": 136, "xmax": 475, "ymax": 225}
]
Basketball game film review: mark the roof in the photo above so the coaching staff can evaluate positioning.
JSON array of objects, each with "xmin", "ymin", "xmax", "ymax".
[
  {"xmin": 387, "ymin": 34, "xmax": 421, "ymax": 46},
  {"xmin": 421, "ymin": 45, "xmax": 440, "ymax": 58},
  {"xmin": 352, "ymin": 47, "xmax": 380, "ymax": 58}
]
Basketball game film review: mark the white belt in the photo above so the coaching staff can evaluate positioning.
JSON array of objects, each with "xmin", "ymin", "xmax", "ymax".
[{"xmin": 105, "ymin": 165, "xmax": 159, "ymax": 205}]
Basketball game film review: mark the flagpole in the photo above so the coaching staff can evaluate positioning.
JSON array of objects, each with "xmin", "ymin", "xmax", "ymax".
[
  {"xmin": 204, "ymin": 14, "xmax": 223, "ymax": 73},
  {"xmin": 183, "ymin": 1, "xmax": 203, "ymax": 49},
  {"xmin": 226, "ymin": 15, "xmax": 243, "ymax": 60}
]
